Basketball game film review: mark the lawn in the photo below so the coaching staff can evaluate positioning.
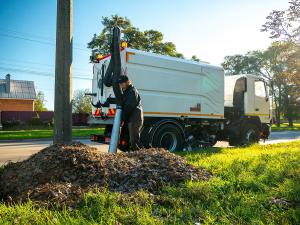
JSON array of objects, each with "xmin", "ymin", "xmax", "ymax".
[
  {"xmin": 0, "ymin": 141, "xmax": 299, "ymax": 224},
  {"xmin": 272, "ymin": 123, "xmax": 300, "ymax": 131},
  {"xmin": 0, "ymin": 128, "xmax": 104, "ymax": 140}
]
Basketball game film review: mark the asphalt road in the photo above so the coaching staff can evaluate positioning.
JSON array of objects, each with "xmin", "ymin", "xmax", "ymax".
[
  {"xmin": 0, "ymin": 139, "xmax": 109, "ymax": 166},
  {"xmin": 0, "ymin": 131, "xmax": 300, "ymax": 166}
]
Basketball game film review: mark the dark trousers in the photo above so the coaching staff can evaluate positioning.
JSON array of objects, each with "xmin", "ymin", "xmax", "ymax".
[{"xmin": 128, "ymin": 120, "xmax": 143, "ymax": 151}]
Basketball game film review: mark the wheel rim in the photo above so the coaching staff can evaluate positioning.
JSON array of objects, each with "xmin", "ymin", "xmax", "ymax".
[{"xmin": 159, "ymin": 132, "xmax": 177, "ymax": 151}]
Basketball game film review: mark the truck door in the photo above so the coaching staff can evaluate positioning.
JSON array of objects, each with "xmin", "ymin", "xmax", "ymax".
[{"xmin": 254, "ymin": 80, "xmax": 270, "ymax": 123}]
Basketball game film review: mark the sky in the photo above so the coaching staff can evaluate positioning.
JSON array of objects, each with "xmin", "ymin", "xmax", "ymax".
[{"xmin": 0, "ymin": 0, "xmax": 289, "ymax": 110}]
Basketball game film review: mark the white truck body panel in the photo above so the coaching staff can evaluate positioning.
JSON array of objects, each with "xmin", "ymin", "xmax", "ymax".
[{"xmin": 92, "ymin": 48, "xmax": 224, "ymax": 120}]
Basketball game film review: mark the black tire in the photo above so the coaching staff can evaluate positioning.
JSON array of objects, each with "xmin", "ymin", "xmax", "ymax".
[
  {"xmin": 140, "ymin": 125, "xmax": 152, "ymax": 148},
  {"xmin": 151, "ymin": 123, "xmax": 184, "ymax": 152},
  {"xmin": 229, "ymin": 137, "xmax": 240, "ymax": 146},
  {"xmin": 240, "ymin": 124, "xmax": 260, "ymax": 146}
]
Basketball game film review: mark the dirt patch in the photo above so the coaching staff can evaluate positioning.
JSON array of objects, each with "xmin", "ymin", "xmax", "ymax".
[
  {"xmin": 0, "ymin": 142, "xmax": 210, "ymax": 206},
  {"xmin": 270, "ymin": 197, "xmax": 300, "ymax": 208}
]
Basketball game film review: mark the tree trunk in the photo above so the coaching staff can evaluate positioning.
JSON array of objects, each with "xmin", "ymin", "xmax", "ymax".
[
  {"xmin": 288, "ymin": 117, "xmax": 293, "ymax": 127},
  {"xmin": 275, "ymin": 110, "xmax": 281, "ymax": 127},
  {"xmin": 287, "ymin": 97, "xmax": 293, "ymax": 127},
  {"xmin": 276, "ymin": 84, "xmax": 282, "ymax": 127}
]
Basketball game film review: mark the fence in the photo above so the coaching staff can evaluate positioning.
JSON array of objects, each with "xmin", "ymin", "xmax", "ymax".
[{"xmin": 0, "ymin": 111, "xmax": 89, "ymax": 126}]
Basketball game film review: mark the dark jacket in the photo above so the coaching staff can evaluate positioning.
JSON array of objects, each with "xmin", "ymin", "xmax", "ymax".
[{"xmin": 122, "ymin": 85, "xmax": 143, "ymax": 123}]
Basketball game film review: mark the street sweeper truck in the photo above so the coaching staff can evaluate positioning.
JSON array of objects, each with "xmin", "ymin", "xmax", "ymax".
[{"xmin": 88, "ymin": 47, "xmax": 271, "ymax": 151}]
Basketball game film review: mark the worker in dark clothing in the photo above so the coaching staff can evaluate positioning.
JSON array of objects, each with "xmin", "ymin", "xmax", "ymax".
[{"xmin": 118, "ymin": 75, "xmax": 144, "ymax": 151}]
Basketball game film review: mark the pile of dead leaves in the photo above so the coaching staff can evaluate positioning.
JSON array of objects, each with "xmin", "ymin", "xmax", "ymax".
[{"xmin": 0, "ymin": 142, "xmax": 210, "ymax": 206}]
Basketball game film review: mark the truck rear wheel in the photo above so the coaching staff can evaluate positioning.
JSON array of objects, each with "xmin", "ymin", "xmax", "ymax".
[{"xmin": 151, "ymin": 123, "xmax": 184, "ymax": 152}]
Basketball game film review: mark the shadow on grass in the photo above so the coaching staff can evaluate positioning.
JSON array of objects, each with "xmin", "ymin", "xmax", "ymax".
[{"xmin": 177, "ymin": 147, "xmax": 222, "ymax": 157}]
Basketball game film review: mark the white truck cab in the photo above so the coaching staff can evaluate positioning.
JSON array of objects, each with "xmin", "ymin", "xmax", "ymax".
[
  {"xmin": 224, "ymin": 75, "xmax": 271, "ymax": 145},
  {"xmin": 88, "ymin": 48, "xmax": 271, "ymax": 150},
  {"xmin": 225, "ymin": 75, "xmax": 270, "ymax": 123}
]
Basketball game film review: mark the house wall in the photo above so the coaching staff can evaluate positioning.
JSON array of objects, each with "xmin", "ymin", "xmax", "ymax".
[{"xmin": 0, "ymin": 99, "xmax": 34, "ymax": 111}]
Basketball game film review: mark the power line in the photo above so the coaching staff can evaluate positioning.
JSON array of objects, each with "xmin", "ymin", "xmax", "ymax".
[
  {"xmin": 0, "ymin": 58, "xmax": 91, "ymax": 74},
  {"xmin": 0, "ymin": 61, "xmax": 54, "ymax": 72},
  {"xmin": 0, "ymin": 29, "xmax": 90, "ymax": 52},
  {"xmin": 0, "ymin": 27, "xmax": 54, "ymax": 42},
  {"xmin": 0, "ymin": 57, "xmax": 54, "ymax": 68},
  {"xmin": 0, "ymin": 61, "xmax": 92, "ymax": 77},
  {"xmin": 0, "ymin": 27, "xmax": 88, "ymax": 48},
  {"xmin": 0, "ymin": 33, "xmax": 54, "ymax": 45},
  {"xmin": 0, "ymin": 66, "xmax": 92, "ymax": 80}
]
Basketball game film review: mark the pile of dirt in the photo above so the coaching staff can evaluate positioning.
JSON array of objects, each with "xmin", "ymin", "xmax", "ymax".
[{"xmin": 0, "ymin": 142, "xmax": 210, "ymax": 206}]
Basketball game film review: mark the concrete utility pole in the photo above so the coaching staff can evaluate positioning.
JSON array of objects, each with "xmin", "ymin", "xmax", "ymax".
[{"xmin": 53, "ymin": 0, "xmax": 73, "ymax": 144}]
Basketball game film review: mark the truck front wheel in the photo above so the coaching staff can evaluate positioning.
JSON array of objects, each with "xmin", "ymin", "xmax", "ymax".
[
  {"xmin": 151, "ymin": 123, "xmax": 184, "ymax": 152},
  {"xmin": 229, "ymin": 124, "xmax": 260, "ymax": 146},
  {"xmin": 240, "ymin": 124, "xmax": 260, "ymax": 146}
]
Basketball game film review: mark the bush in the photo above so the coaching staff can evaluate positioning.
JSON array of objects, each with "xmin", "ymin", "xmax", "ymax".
[
  {"xmin": 27, "ymin": 117, "xmax": 44, "ymax": 126},
  {"xmin": 47, "ymin": 118, "xmax": 54, "ymax": 128},
  {"xmin": 2, "ymin": 120, "xmax": 21, "ymax": 128}
]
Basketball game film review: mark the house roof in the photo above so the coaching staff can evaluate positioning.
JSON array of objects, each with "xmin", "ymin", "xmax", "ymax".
[{"xmin": 0, "ymin": 78, "xmax": 36, "ymax": 100}]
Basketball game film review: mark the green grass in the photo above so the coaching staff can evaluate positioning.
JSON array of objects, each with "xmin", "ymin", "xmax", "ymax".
[
  {"xmin": 0, "ymin": 128, "xmax": 104, "ymax": 140},
  {"xmin": 0, "ymin": 141, "xmax": 299, "ymax": 224},
  {"xmin": 272, "ymin": 123, "xmax": 300, "ymax": 131}
]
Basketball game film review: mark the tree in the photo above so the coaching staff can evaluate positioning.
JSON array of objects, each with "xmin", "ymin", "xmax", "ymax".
[
  {"xmin": 72, "ymin": 89, "xmax": 92, "ymax": 113},
  {"xmin": 222, "ymin": 51, "xmax": 264, "ymax": 75},
  {"xmin": 34, "ymin": 91, "xmax": 47, "ymax": 111},
  {"xmin": 261, "ymin": 1, "xmax": 300, "ymax": 126},
  {"xmin": 191, "ymin": 55, "xmax": 200, "ymax": 62},
  {"xmin": 261, "ymin": 0, "xmax": 300, "ymax": 43},
  {"xmin": 88, "ymin": 15, "xmax": 184, "ymax": 61}
]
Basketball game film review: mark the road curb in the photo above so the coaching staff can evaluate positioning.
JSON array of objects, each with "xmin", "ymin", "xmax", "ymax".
[{"xmin": 0, "ymin": 137, "xmax": 90, "ymax": 143}]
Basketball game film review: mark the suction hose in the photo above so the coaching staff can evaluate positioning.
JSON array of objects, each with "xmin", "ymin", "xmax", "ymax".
[
  {"xmin": 103, "ymin": 27, "xmax": 123, "ymax": 106},
  {"xmin": 105, "ymin": 27, "xmax": 123, "ymax": 153}
]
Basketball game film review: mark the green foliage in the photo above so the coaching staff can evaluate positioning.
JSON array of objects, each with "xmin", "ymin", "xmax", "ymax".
[
  {"xmin": 261, "ymin": 0, "xmax": 300, "ymax": 123},
  {"xmin": 72, "ymin": 89, "xmax": 92, "ymax": 114},
  {"xmin": 191, "ymin": 55, "xmax": 200, "ymax": 62},
  {"xmin": 0, "ymin": 166, "xmax": 4, "ymax": 177},
  {"xmin": 2, "ymin": 120, "xmax": 21, "ymax": 128},
  {"xmin": 27, "ymin": 117, "xmax": 44, "ymax": 126},
  {"xmin": 27, "ymin": 113, "xmax": 44, "ymax": 126},
  {"xmin": 34, "ymin": 91, "xmax": 47, "ymax": 111},
  {"xmin": 222, "ymin": 42, "xmax": 299, "ymax": 79},
  {"xmin": 272, "ymin": 123, "xmax": 300, "ymax": 131},
  {"xmin": 1, "ymin": 141, "xmax": 299, "ymax": 224},
  {"xmin": 222, "ymin": 51, "xmax": 263, "ymax": 75},
  {"xmin": 88, "ymin": 15, "xmax": 184, "ymax": 61}
]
